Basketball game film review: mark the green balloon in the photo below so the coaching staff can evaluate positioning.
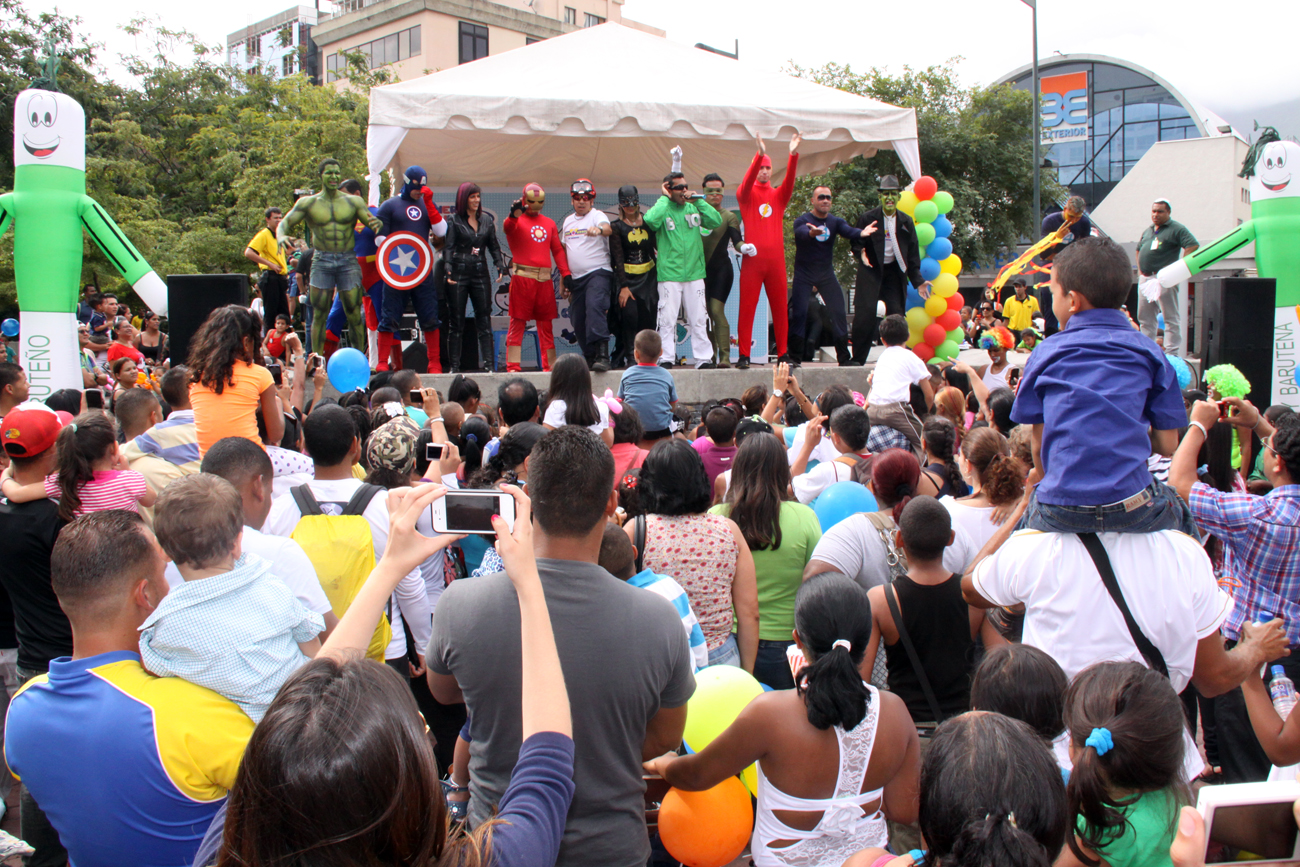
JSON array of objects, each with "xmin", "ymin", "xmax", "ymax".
[
  {"xmin": 913, "ymin": 200, "xmax": 939, "ymax": 224},
  {"xmin": 916, "ymin": 222, "xmax": 936, "ymax": 247},
  {"xmin": 946, "ymin": 327, "xmax": 964, "ymax": 344},
  {"xmin": 937, "ymin": 340, "xmax": 960, "ymax": 360},
  {"xmin": 933, "ymin": 191, "xmax": 955, "ymax": 215}
]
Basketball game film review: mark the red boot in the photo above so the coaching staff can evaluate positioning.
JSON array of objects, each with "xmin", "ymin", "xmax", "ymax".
[
  {"xmin": 375, "ymin": 332, "xmax": 394, "ymax": 372},
  {"xmin": 389, "ymin": 338, "xmax": 404, "ymax": 372},
  {"xmin": 323, "ymin": 332, "xmax": 340, "ymax": 361},
  {"xmin": 424, "ymin": 330, "xmax": 442, "ymax": 374}
]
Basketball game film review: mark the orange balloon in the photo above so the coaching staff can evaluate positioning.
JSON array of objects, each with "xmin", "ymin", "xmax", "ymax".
[{"xmin": 658, "ymin": 777, "xmax": 753, "ymax": 867}]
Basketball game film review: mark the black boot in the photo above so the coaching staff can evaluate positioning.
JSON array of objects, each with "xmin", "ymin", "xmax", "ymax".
[
  {"xmin": 737, "ymin": 355, "xmax": 750, "ymax": 370},
  {"xmin": 835, "ymin": 338, "xmax": 853, "ymax": 366},
  {"xmin": 447, "ymin": 330, "xmax": 463, "ymax": 374},
  {"xmin": 592, "ymin": 343, "xmax": 611, "ymax": 373},
  {"xmin": 784, "ymin": 335, "xmax": 803, "ymax": 367}
]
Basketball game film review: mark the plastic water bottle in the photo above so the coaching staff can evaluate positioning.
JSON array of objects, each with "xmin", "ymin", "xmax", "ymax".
[{"xmin": 1270, "ymin": 666, "xmax": 1297, "ymax": 721}]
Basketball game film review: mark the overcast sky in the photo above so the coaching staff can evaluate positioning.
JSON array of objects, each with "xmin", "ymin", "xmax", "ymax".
[{"xmin": 41, "ymin": 0, "xmax": 1300, "ymax": 116}]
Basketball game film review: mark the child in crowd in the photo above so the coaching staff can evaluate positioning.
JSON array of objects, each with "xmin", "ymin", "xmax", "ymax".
[
  {"xmin": 861, "ymin": 497, "xmax": 1004, "ymax": 727},
  {"xmin": 970, "ymin": 644, "xmax": 1071, "ymax": 775},
  {"xmin": 1, "ymin": 411, "xmax": 157, "ymax": 521},
  {"xmin": 792, "ymin": 404, "xmax": 872, "ymax": 504},
  {"xmin": 542, "ymin": 354, "xmax": 613, "ymax": 445},
  {"xmin": 599, "ymin": 524, "xmax": 708, "ymax": 671},
  {"xmin": 693, "ymin": 405, "xmax": 739, "ymax": 489},
  {"xmin": 865, "ymin": 315, "xmax": 931, "ymax": 457},
  {"xmin": 618, "ymin": 330, "xmax": 678, "ymax": 443},
  {"xmin": 139, "ymin": 473, "xmax": 324, "ymax": 722},
  {"xmin": 1059, "ymin": 661, "xmax": 1190, "ymax": 867},
  {"xmin": 1013, "ymin": 237, "xmax": 1193, "ymax": 535}
]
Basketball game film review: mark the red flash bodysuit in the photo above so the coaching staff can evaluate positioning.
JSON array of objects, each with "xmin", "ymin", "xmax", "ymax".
[
  {"xmin": 736, "ymin": 151, "xmax": 799, "ymax": 359},
  {"xmin": 502, "ymin": 209, "xmax": 571, "ymax": 372}
]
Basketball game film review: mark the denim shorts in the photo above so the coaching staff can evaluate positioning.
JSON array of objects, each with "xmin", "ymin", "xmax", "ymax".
[
  {"xmin": 707, "ymin": 634, "xmax": 740, "ymax": 668},
  {"xmin": 309, "ymin": 251, "xmax": 362, "ymax": 292},
  {"xmin": 1019, "ymin": 480, "xmax": 1199, "ymax": 539}
]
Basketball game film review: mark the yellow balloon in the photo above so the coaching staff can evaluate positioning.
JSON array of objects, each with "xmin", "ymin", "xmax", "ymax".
[
  {"xmin": 741, "ymin": 763, "xmax": 758, "ymax": 796},
  {"xmin": 940, "ymin": 254, "xmax": 963, "ymax": 276},
  {"xmin": 906, "ymin": 332, "xmax": 922, "ymax": 348},
  {"xmin": 924, "ymin": 294, "xmax": 947, "ymax": 317},
  {"xmin": 932, "ymin": 273, "xmax": 959, "ymax": 297},
  {"xmin": 897, "ymin": 190, "xmax": 920, "ymax": 216},
  {"xmin": 905, "ymin": 307, "xmax": 930, "ymax": 330}
]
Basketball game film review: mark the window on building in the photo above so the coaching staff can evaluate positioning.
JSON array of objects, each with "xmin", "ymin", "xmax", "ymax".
[
  {"xmin": 459, "ymin": 22, "xmax": 488, "ymax": 64},
  {"xmin": 282, "ymin": 54, "xmax": 297, "ymax": 76},
  {"xmin": 564, "ymin": 6, "xmax": 577, "ymax": 24},
  {"xmin": 332, "ymin": 24, "xmax": 422, "ymax": 77},
  {"xmin": 246, "ymin": 35, "xmax": 262, "ymax": 57},
  {"xmin": 526, "ymin": 36, "xmax": 541, "ymax": 44},
  {"xmin": 584, "ymin": 13, "xmax": 604, "ymax": 26}
]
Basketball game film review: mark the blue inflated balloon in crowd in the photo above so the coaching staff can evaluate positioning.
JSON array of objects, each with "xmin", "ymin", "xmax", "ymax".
[
  {"xmin": 0, "ymin": 318, "xmax": 17, "ymax": 338},
  {"xmin": 327, "ymin": 347, "xmax": 370, "ymax": 393},
  {"xmin": 932, "ymin": 215, "xmax": 954, "ymax": 239},
  {"xmin": 906, "ymin": 287, "xmax": 924, "ymax": 310},
  {"xmin": 812, "ymin": 481, "xmax": 877, "ymax": 532},
  {"xmin": 1167, "ymin": 355, "xmax": 1193, "ymax": 390},
  {"xmin": 920, "ymin": 257, "xmax": 942, "ymax": 281},
  {"xmin": 927, "ymin": 237, "xmax": 953, "ymax": 261},
  {"xmin": 1157, "ymin": 312, "xmax": 1165, "ymax": 331}
]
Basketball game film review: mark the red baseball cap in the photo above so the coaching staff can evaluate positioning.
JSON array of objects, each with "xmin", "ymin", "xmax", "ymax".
[{"xmin": 1, "ymin": 405, "xmax": 72, "ymax": 458}]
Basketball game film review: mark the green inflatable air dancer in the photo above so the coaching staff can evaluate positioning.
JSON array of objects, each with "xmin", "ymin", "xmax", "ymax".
[
  {"xmin": 0, "ymin": 81, "xmax": 168, "ymax": 398},
  {"xmin": 1157, "ymin": 128, "xmax": 1300, "ymax": 410}
]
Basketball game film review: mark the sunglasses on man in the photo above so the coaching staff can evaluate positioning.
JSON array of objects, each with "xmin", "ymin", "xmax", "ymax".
[
  {"xmin": 669, "ymin": 184, "xmax": 688, "ymax": 192},
  {"xmin": 815, "ymin": 194, "xmax": 832, "ymax": 201},
  {"xmin": 571, "ymin": 192, "xmax": 595, "ymax": 201}
]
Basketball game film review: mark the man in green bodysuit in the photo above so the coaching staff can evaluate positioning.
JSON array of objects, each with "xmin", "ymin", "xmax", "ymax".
[{"xmin": 277, "ymin": 158, "xmax": 382, "ymax": 354}]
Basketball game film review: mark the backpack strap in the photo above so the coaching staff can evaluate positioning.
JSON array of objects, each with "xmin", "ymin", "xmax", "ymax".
[
  {"xmin": 343, "ymin": 483, "xmax": 384, "ymax": 517},
  {"xmin": 634, "ymin": 513, "xmax": 646, "ymax": 573},
  {"xmin": 291, "ymin": 484, "xmax": 323, "ymax": 517},
  {"xmin": 1078, "ymin": 532, "xmax": 1169, "ymax": 678},
  {"xmin": 885, "ymin": 582, "xmax": 946, "ymax": 724}
]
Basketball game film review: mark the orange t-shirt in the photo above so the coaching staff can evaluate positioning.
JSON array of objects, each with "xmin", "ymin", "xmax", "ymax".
[{"xmin": 189, "ymin": 360, "xmax": 275, "ymax": 456}]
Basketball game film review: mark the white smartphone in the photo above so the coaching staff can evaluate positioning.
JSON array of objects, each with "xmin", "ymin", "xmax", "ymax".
[
  {"xmin": 1198, "ymin": 781, "xmax": 1300, "ymax": 865},
  {"xmin": 431, "ymin": 490, "xmax": 516, "ymax": 535}
]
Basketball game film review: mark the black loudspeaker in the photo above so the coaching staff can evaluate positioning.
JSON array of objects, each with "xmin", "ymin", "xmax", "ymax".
[
  {"xmin": 167, "ymin": 274, "xmax": 250, "ymax": 368},
  {"xmin": 1201, "ymin": 277, "xmax": 1276, "ymax": 407}
]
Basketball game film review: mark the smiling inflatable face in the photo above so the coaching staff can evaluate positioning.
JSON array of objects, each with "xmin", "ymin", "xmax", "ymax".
[
  {"xmin": 13, "ymin": 89, "xmax": 85, "ymax": 172},
  {"xmin": 1250, "ymin": 140, "xmax": 1300, "ymax": 201}
]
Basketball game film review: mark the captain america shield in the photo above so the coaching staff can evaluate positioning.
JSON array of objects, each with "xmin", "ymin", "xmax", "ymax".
[{"xmin": 377, "ymin": 231, "xmax": 433, "ymax": 289}]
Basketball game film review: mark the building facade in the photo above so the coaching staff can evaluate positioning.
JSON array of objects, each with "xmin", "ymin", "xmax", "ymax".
[
  {"xmin": 995, "ymin": 54, "xmax": 1236, "ymax": 209},
  {"xmin": 227, "ymin": 5, "xmax": 330, "ymax": 83},
  {"xmin": 312, "ymin": 0, "xmax": 661, "ymax": 85}
]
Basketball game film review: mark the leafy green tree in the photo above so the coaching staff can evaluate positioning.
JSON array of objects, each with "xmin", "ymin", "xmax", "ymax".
[{"xmin": 784, "ymin": 59, "xmax": 1068, "ymax": 291}]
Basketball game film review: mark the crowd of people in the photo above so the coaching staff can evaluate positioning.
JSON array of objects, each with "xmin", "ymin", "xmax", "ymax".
[{"xmin": 0, "ymin": 225, "xmax": 1297, "ymax": 867}]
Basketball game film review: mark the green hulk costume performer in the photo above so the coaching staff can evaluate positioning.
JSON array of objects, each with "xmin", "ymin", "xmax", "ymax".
[
  {"xmin": 1155, "ymin": 127, "xmax": 1300, "ymax": 410},
  {"xmin": 0, "ymin": 52, "xmax": 169, "ymax": 398},
  {"xmin": 277, "ymin": 158, "xmax": 382, "ymax": 355}
]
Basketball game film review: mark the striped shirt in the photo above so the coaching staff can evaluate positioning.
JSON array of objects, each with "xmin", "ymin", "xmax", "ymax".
[
  {"xmin": 44, "ymin": 470, "xmax": 147, "ymax": 516},
  {"xmin": 131, "ymin": 409, "xmax": 201, "ymax": 472},
  {"xmin": 627, "ymin": 568, "xmax": 709, "ymax": 671}
]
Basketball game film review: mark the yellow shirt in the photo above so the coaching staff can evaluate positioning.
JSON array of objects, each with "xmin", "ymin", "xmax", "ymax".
[
  {"xmin": 247, "ymin": 228, "xmax": 287, "ymax": 274},
  {"xmin": 1003, "ymin": 295, "xmax": 1039, "ymax": 331}
]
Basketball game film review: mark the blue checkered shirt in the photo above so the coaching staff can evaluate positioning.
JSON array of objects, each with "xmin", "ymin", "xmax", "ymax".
[
  {"xmin": 138, "ymin": 553, "xmax": 324, "ymax": 721},
  {"xmin": 867, "ymin": 424, "xmax": 912, "ymax": 455},
  {"xmin": 1189, "ymin": 483, "xmax": 1300, "ymax": 643}
]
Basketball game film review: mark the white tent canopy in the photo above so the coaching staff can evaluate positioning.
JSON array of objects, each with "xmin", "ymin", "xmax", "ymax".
[{"xmin": 366, "ymin": 23, "xmax": 920, "ymax": 201}]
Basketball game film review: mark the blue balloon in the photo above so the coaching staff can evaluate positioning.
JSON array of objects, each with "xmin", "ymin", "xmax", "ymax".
[
  {"xmin": 920, "ymin": 257, "xmax": 942, "ymax": 281},
  {"xmin": 905, "ymin": 287, "xmax": 924, "ymax": 310},
  {"xmin": 927, "ymin": 237, "xmax": 953, "ymax": 261},
  {"xmin": 1157, "ymin": 312, "xmax": 1165, "ymax": 331},
  {"xmin": 1167, "ymin": 355, "xmax": 1193, "ymax": 390},
  {"xmin": 327, "ymin": 347, "xmax": 370, "ymax": 393},
  {"xmin": 932, "ymin": 215, "xmax": 953, "ymax": 239},
  {"xmin": 812, "ymin": 481, "xmax": 878, "ymax": 532},
  {"xmin": 0, "ymin": 318, "xmax": 17, "ymax": 338}
]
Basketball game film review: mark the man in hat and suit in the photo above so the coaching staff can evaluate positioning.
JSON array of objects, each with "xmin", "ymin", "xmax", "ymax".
[{"xmin": 848, "ymin": 175, "xmax": 926, "ymax": 364}]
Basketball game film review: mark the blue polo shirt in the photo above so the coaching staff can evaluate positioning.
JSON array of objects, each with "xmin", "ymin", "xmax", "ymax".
[
  {"xmin": 618, "ymin": 363, "xmax": 678, "ymax": 431},
  {"xmin": 1011, "ymin": 308, "xmax": 1186, "ymax": 506},
  {"xmin": 5, "ymin": 651, "xmax": 255, "ymax": 867}
]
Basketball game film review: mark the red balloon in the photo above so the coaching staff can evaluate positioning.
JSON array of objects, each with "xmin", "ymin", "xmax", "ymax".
[
  {"xmin": 923, "ymin": 323, "xmax": 947, "ymax": 346},
  {"xmin": 914, "ymin": 342, "xmax": 936, "ymax": 361},
  {"xmin": 937, "ymin": 310, "xmax": 961, "ymax": 331},
  {"xmin": 914, "ymin": 176, "xmax": 938, "ymax": 201},
  {"xmin": 945, "ymin": 292, "xmax": 964, "ymax": 312}
]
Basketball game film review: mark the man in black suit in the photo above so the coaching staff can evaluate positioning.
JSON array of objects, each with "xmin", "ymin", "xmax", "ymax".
[{"xmin": 848, "ymin": 175, "xmax": 925, "ymax": 364}]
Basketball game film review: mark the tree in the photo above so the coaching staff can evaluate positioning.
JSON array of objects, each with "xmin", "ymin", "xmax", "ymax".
[{"xmin": 784, "ymin": 59, "xmax": 1068, "ymax": 291}]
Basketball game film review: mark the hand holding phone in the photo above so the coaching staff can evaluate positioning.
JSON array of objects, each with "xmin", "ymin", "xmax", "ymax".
[
  {"xmin": 1196, "ymin": 781, "xmax": 1300, "ymax": 865},
  {"xmin": 431, "ymin": 489, "xmax": 516, "ymax": 535}
]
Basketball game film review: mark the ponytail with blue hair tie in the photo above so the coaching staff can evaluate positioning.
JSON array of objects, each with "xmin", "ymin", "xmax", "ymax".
[{"xmin": 1084, "ymin": 726, "xmax": 1113, "ymax": 756}]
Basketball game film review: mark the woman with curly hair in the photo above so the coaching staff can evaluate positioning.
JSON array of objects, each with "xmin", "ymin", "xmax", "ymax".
[
  {"xmin": 187, "ymin": 305, "xmax": 282, "ymax": 455},
  {"xmin": 942, "ymin": 426, "xmax": 1025, "ymax": 551}
]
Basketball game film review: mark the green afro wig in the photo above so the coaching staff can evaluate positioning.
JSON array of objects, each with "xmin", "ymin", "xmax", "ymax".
[{"xmin": 1205, "ymin": 363, "xmax": 1251, "ymax": 399}]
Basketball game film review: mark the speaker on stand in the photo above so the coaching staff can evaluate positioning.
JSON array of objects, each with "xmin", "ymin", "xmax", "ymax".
[
  {"xmin": 1200, "ymin": 277, "xmax": 1276, "ymax": 408},
  {"xmin": 167, "ymin": 274, "xmax": 250, "ymax": 368}
]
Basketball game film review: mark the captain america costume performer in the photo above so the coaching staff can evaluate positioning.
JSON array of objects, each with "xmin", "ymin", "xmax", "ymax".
[
  {"xmin": 502, "ymin": 183, "xmax": 570, "ymax": 372},
  {"xmin": 376, "ymin": 166, "xmax": 446, "ymax": 373},
  {"xmin": 736, "ymin": 134, "xmax": 801, "ymax": 368}
]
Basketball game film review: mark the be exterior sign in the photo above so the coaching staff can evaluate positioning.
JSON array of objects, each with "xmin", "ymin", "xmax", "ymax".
[{"xmin": 1041, "ymin": 71, "xmax": 1089, "ymax": 145}]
